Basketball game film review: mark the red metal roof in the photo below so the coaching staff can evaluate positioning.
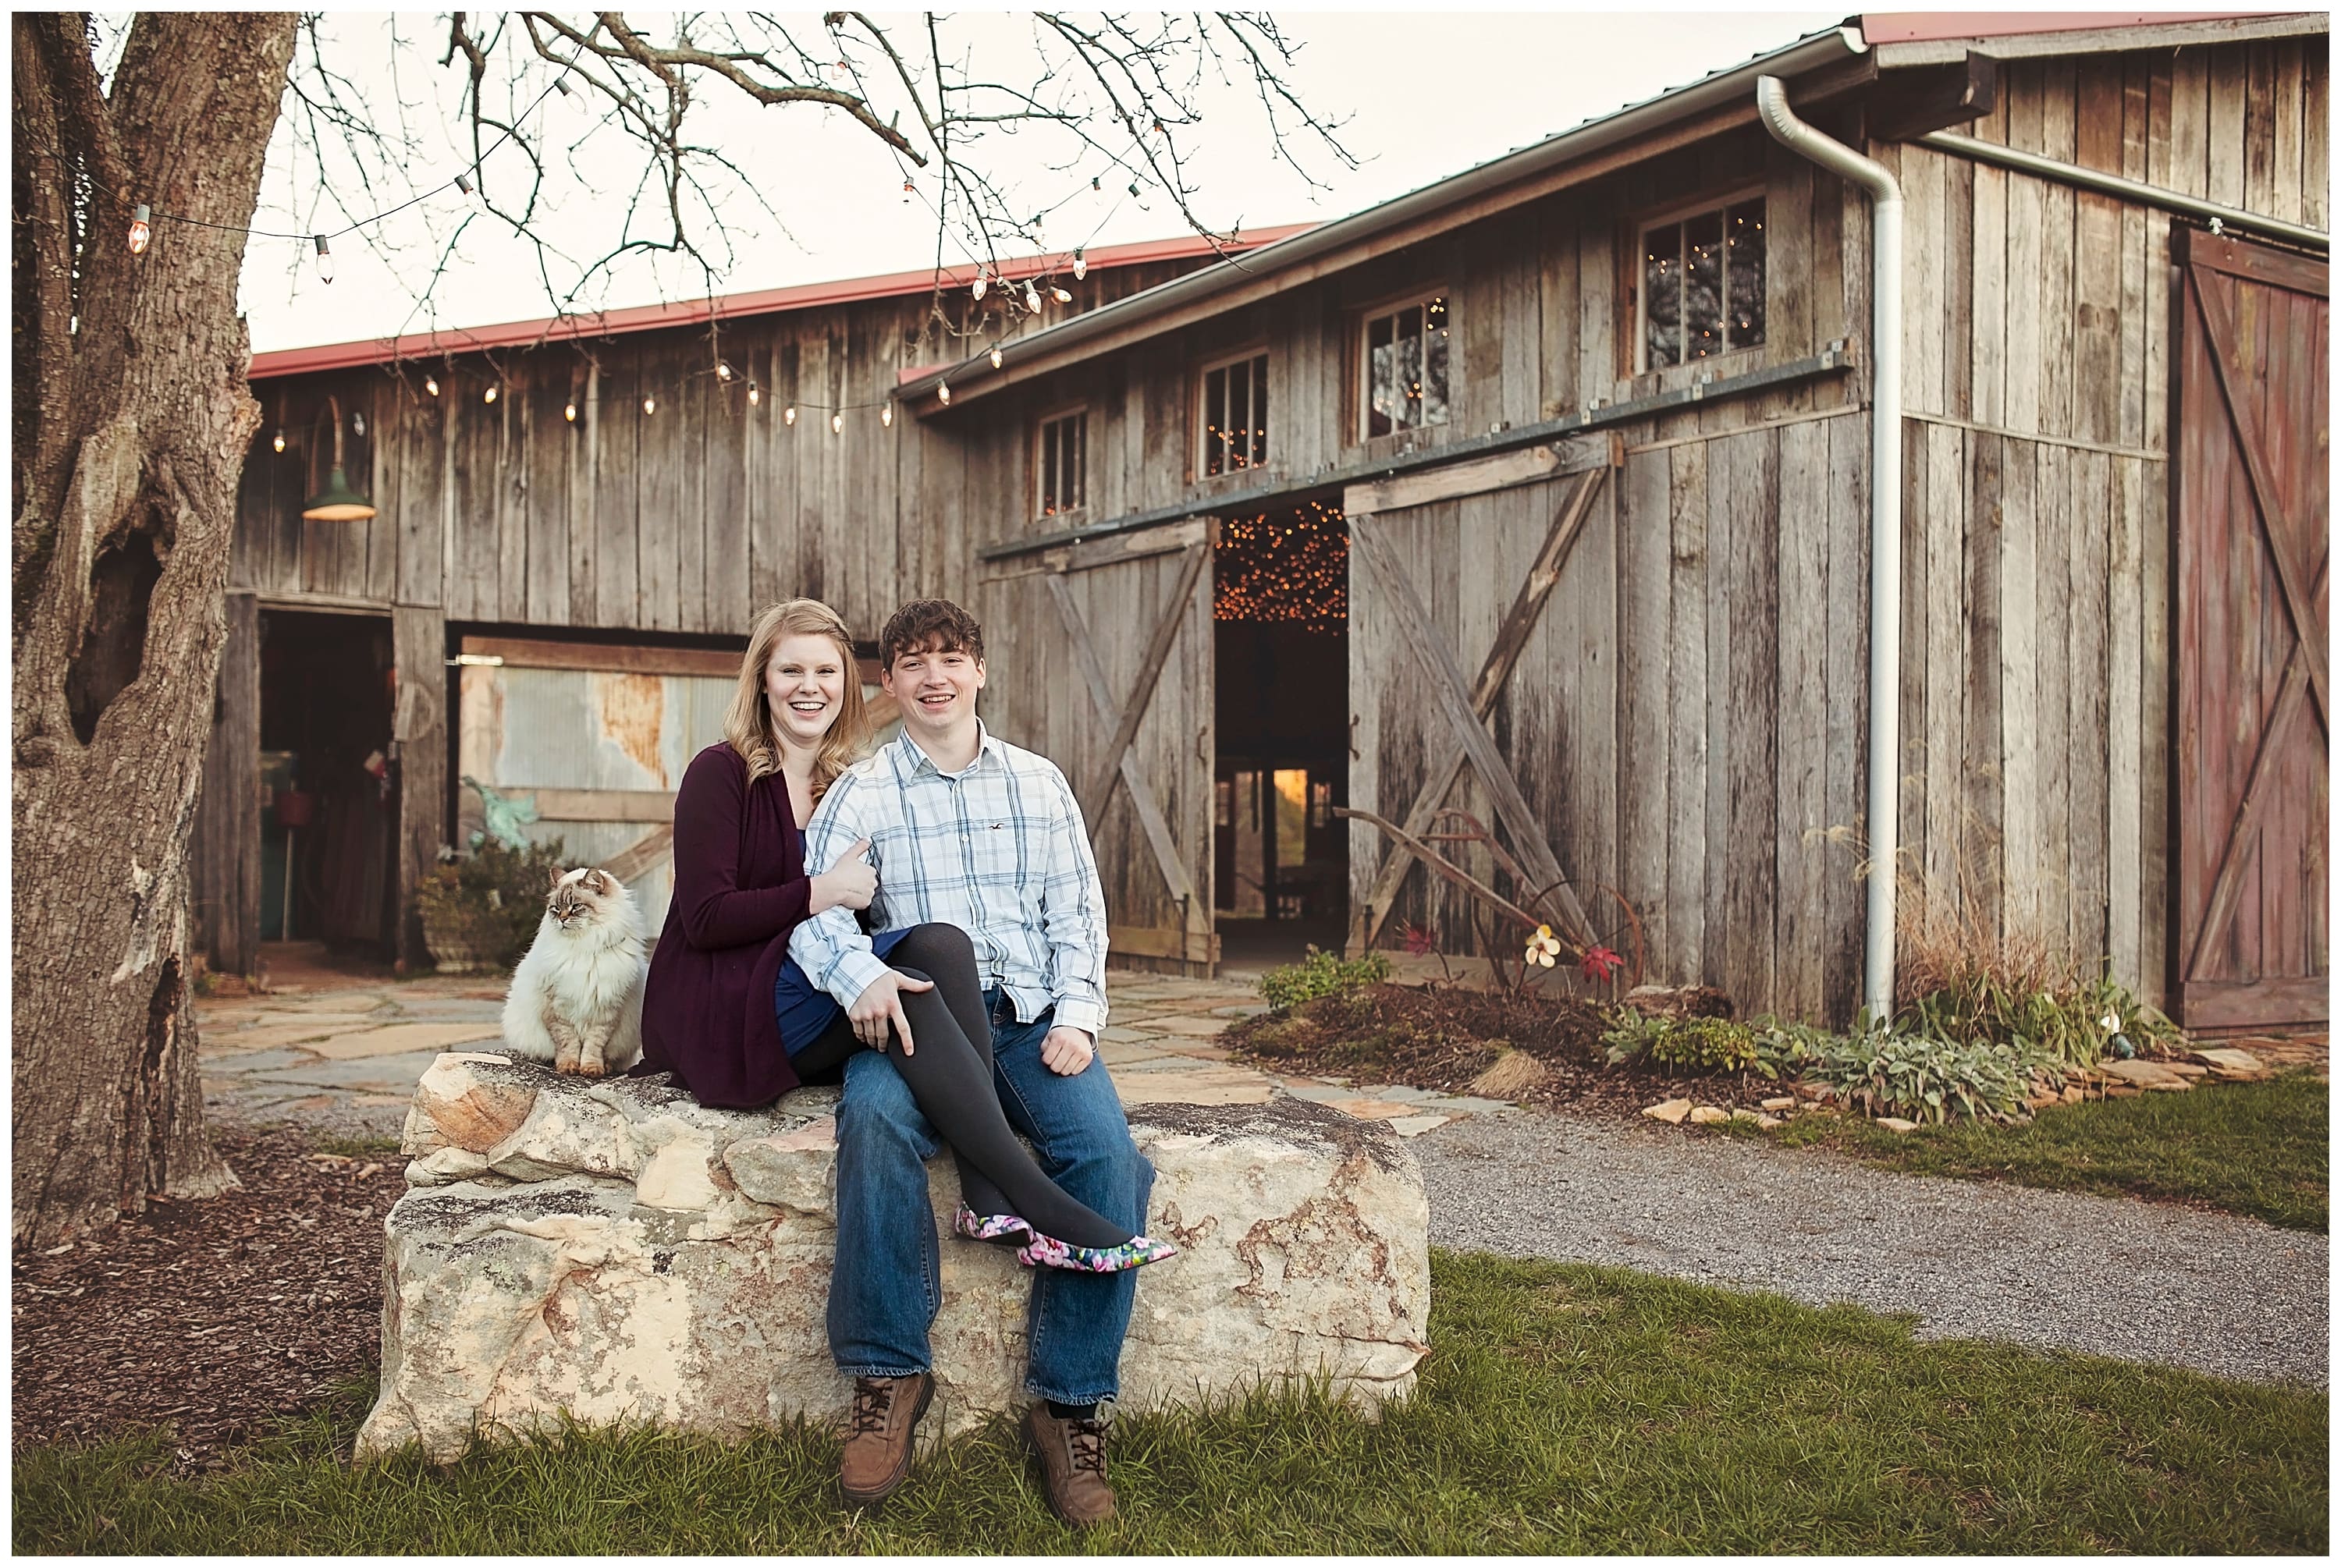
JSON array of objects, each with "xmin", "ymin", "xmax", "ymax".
[
  {"xmin": 247, "ymin": 223, "xmax": 1314, "ymax": 381},
  {"xmin": 1859, "ymin": 11, "xmax": 2290, "ymax": 44}
]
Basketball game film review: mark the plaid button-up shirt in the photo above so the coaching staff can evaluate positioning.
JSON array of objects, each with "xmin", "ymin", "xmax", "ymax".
[{"xmin": 788, "ymin": 722, "xmax": 1110, "ymax": 1038}]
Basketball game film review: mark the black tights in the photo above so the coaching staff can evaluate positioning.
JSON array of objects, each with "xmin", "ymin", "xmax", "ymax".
[{"xmin": 790, "ymin": 923, "xmax": 1132, "ymax": 1250}]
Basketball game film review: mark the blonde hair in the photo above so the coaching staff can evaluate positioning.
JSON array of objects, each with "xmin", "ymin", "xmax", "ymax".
[{"xmin": 723, "ymin": 599, "xmax": 869, "ymax": 798}]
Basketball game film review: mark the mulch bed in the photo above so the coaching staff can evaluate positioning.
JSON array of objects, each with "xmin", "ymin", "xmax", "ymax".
[
  {"xmin": 12, "ymin": 1125, "xmax": 407, "ymax": 1464},
  {"xmin": 1224, "ymin": 981, "xmax": 1750, "ymax": 1118}
]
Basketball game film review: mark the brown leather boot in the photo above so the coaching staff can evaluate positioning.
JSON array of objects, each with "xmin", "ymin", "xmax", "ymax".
[
  {"xmin": 838, "ymin": 1372, "xmax": 932, "ymax": 1505},
  {"xmin": 1025, "ymin": 1403, "xmax": 1117, "ymax": 1527}
]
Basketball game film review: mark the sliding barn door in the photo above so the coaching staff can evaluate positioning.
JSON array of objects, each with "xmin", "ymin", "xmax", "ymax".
[
  {"xmin": 2173, "ymin": 229, "xmax": 2328, "ymax": 1029},
  {"xmin": 979, "ymin": 518, "xmax": 1217, "ymax": 974}
]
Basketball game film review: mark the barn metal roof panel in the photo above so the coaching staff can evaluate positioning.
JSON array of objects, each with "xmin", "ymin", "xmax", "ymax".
[
  {"xmin": 893, "ymin": 21, "xmax": 1871, "ymax": 413},
  {"xmin": 245, "ymin": 225, "xmax": 1314, "ymax": 381}
]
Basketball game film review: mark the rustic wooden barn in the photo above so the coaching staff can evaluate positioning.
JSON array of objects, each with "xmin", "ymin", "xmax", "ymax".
[
  {"xmin": 207, "ymin": 11, "xmax": 2327, "ymax": 1033},
  {"xmin": 200, "ymin": 231, "xmax": 1305, "ymax": 974}
]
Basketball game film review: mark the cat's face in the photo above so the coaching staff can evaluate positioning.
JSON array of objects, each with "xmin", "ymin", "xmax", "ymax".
[{"xmin": 545, "ymin": 867, "xmax": 627, "ymax": 930}]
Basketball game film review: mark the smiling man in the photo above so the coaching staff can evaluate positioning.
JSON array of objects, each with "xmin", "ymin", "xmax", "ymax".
[{"xmin": 787, "ymin": 597, "xmax": 1149, "ymax": 1527}]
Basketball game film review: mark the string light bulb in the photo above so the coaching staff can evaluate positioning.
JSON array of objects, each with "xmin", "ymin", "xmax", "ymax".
[
  {"xmin": 747, "ymin": 381, "xmax": 761, "ymax": 406},
  {"xmin": 272, "ymin": 429, "xmax": 286, "ymax": 454},
  {"xmin": 716, "ymin": 360, "xmax": 734, "ymax": 382},
  {"xmin": 425, "ymin": 375, "xmax": 440, "ymax": 397},
  {"xmin": 483, "ymin": 385, "xmax": 498, "ymax": 404},
  {"xmin": 972, "ymin": 274, "xmax": 988, "ymax": 301},
  {"xmin": 553, "ymin": 76, "xmax": 574, "ymax": 97},
  {"xmin": 830, "ymin": 410, "xmax": 843, "ymax": 435},
  {"xmin": 1053, "ymin": 286, "xmax": 1073, "ymax": 303},
  {"xmin": 1024, "ymin": 281, "xmax": 1043, "ymax": 312},
  {"xmin": 312, "ymin": 234, "xmax": 334, "ymax": 284},
  {"xmin": 882, "ymin": 402, "xmax": 894, "ymax": 427},
  {"xmin": 989, "ymin": 346, "xmax": 1004, "ymax": 369},
  {"xmin": 564, "ymin": 400, "xmax": 577, "ymax": 422},
  {"xmin": 455, "ymin": 174, "xmax": 481, "ymax": 208},
  {"xmin": 642, "ymin": 395, "xmax": 656, "ymax": 414},
  {"xmin": 783, "ymin": 404, "xmax": 797, "ymax": 426},
  {"xmin": 936, "ymin": 381, "xmax": 950, "ymax": 405},
  {"xmin": 128, "ymin": 203, "xmax": 151, "ymax": 255},
  {"xmin": 1073, "ymin": 249, "xmax": 1087, "ymax": 280}
]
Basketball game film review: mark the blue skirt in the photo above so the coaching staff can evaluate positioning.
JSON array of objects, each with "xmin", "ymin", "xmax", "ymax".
[{"xmin": 775, "ymin": 926, "xmax": 917, "ymax": 1056}]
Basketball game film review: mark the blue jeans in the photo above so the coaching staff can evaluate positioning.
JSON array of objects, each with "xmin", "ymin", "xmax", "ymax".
[{"xmin": 828, "ymin": 989, "xmax": 1154, "ymax": 1404}]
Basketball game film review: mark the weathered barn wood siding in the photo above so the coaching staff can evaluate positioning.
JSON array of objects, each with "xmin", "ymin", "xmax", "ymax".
[
  {"xmin": 230, "ymin": 258, "xmax": 1203, "ymax": 642},
  {"xmin": 1889, "ymin": 37, "xmax": 2325, "ymax": 1010}
]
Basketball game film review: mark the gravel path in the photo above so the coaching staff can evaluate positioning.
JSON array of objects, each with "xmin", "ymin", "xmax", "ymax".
[{"xmin": 1416, "ymin": 1109, "xmax": 2329, "ymax": 1387}]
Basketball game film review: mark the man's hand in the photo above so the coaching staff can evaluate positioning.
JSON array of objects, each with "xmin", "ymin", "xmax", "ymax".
[
  {"xmin": 847, "ymin": 970, "xmax": 933, "ymax": 1054},
  {"xmin": 1039, "ymin": 1025, "xmax": 1095, "ymax": 1076}
]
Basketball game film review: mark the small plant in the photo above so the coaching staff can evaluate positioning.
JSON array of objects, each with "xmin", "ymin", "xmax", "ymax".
[
  {"xmin": 414, "ymin": 835, "xmax": 569, "ymax": 971},
  {"xmin": 1903, "ymin": 972, "xmax": 2180, "ymax": 1070},
  {"xmin": 1257, "ymin": 947, "xmax": 1392, "ymax": 1011},
  {"xmin": 1603, "ymin": 1013, "xmax": 1766, "ymax": 1076},
  {"xmin": 1800, "ymin": 1026, "xmax": 2049, "ymax": 1125}
]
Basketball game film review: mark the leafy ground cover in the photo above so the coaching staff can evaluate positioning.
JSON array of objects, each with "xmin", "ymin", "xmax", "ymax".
[
  {"xmin": 14, "ymin": 1252, "xmax": 2325, "ymax": 1554},
  {"xmin": 1762, "ymin": 1070, "xmax": 2329, "ymax": 1232},
  {"xmin": 1223, "ymin": 981, "xmax": 1703, "ymax": 1116}
]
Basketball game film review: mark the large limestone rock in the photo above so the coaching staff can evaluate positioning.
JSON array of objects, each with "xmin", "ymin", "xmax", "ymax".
[{"xmin": 359, "ymin": 1052, "xmax": 1430, "ymax": 1462}]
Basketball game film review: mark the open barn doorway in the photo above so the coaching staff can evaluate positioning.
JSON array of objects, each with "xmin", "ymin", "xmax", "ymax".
[
  {"xmin": 1213, "ymin": 497, "xmax": 1350, "ymax": 968},
  {"xmin": 257, "ymin": 608, "xmax": 399, "ymax": 959}
]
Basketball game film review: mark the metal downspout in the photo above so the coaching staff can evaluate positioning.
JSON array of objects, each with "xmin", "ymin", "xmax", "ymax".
[{"xmin": 1756, "ymin": 74, "xmax": 1903, "ymax": 1024}]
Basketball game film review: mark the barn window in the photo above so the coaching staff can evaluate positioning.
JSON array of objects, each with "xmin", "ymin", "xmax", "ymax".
[
  {"xmin": 1199, "ymin": 350, "xmax": 1269, "ymax": 477},
  {"xmin": 1361, "ymin": 293, "xmax": 1450, "ymax": 439},
  {"xmin": 1036, "ymin": 408, "xmax": 1086, "ymax": 518},
  {"xmin": 1639, "ymin": 193, "xmax": 1766, "ymax": 371}
]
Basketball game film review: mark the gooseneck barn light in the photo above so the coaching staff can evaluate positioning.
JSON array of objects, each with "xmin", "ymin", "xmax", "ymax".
[{"xmin": 300, "ymin": 394, "xmax": 377, "ymax": 522}]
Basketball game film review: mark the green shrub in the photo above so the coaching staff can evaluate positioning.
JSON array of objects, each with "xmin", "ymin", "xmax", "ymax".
[
  {"xmin": 1603, "ymin": 1013, "xmax": 1764, "ymax": 1075},
  {"xmin": 414, "ymin": 836, "xmax": 570, "ymax": 970},
  {"xmin": 1257, "ymin": 948, "xmax": 1391, "ymax": 1011},
  {"xmin": 1901, "ymin": 973, "xmax": 2181, "ymax": 1070},
  {"xmin": 1799, "ymin": 1027, "xmax": 2049, "ymax": 1124}
]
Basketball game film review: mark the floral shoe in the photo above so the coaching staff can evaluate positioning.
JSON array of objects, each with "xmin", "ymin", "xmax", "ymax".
[
  {"xmin": 1015, "ymin": 1232, "xmax": 1180, "ymax": 1273},
  {"xmin": 954, "ymin": 1205, "xmax": 1033, "ymax": 1246}
]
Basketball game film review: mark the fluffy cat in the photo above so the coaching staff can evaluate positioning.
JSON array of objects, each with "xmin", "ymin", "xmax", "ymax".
[{"xmin": 501, "ymin": 867, "xmax": 648, "ymax": 1077}]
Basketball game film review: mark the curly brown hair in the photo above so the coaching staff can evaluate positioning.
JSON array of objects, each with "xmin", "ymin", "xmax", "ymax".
[{"xmin": 879, "ymin": 598, "xmax": 984, "ymax": 669}]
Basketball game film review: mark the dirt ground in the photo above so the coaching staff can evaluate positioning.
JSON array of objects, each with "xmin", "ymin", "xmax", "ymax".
[
  {"xmin": 11, "ymin": 1124, "xmax": 407, "ymax": 1465},
  {"xmin": 1223, "ymin": 982, "xmax": 1757, "ymax": 1118}
]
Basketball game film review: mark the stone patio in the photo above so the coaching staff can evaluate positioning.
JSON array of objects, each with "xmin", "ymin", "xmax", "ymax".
[{"xmin": 198, "ymin": 943, "xmax": 1512, "ymax": 1141}]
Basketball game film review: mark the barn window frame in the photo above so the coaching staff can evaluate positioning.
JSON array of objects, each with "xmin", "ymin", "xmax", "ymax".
[
  {"xmin": 1634, "ymin": 186, "xmax": 1768, "ymax": 374},
  {"xmin": 1034, "ymin": 404, "xmax": 1089, "ymax": 520},
  {"xmin": 1356, "ymin": 287, "xmax": 1453, "ymax": 442},
  {"xmin": 1196, "ymin": 348, "xmax": 1270, "ymax": 478}
]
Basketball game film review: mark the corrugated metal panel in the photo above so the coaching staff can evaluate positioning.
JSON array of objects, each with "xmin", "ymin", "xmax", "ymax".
[{"xmin": 457, "ymin": 658, "xmax": 901, "ymax": 933}]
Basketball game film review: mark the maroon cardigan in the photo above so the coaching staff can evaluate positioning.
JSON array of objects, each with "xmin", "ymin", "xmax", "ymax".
[{"xmin": 640, "ymin": 743, "xmax": 812, "ymax": 1108}]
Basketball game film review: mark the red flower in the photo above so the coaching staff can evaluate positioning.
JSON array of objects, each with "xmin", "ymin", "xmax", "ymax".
[{"xmin": 1579, "ymin": 945, "xmax": 1623, "ymax": 983}]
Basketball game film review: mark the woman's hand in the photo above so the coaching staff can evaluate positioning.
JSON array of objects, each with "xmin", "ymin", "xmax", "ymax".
[
  {"xmin": 808, "ymin": 837, "xmax": 876, "ymax": 915},
  {"xmin": 1040, "ymin": 1026, "xmax": 1095, "ymax": 1076},
  {"xmin": 847, "ymin": 970, "xmax": 933, "ymax": 1054}
]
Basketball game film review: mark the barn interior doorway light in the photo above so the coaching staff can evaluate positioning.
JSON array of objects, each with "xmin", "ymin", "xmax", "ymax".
[{"xmin": 300, "ymin": 394, "xmax": 377, "ymax": 521}]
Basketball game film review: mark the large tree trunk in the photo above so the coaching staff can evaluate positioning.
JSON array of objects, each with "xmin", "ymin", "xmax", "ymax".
[{"xmin": 12, "ymin": 12, "xmax": 296, "ymax": 1245}]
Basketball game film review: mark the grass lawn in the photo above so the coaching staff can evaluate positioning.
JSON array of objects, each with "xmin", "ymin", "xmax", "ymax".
[
  {"xmin": 1762, "ymin": 1070, "xmax": 2329, "ymax": 1232},
  {"xmin": 14, "ymin": 1251, "xmax": 2325, "ymax": 1554}
]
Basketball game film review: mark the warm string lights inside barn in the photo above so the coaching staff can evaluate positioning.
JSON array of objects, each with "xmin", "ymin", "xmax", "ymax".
[{"xmin": 1213, "ymin": 501, "xmax": 1348, "ymax": 634}]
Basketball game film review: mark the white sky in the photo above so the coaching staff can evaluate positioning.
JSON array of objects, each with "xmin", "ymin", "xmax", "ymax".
[{"xmin": 241, "ymin": 9, "xmax": 1843, "ymax": 353}]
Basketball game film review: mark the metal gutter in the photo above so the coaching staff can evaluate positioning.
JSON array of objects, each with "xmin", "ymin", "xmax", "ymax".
[
  {"xmin": 905, "ymin": 23, "xmax": 1870, "ymax": 412},
  {"xmin": 975, "ymin": 345, "xmax": 1856, "ymax": 562},
  {"xmin": 1757, "ymin": 74, "xmax": 1905, "ymax": 1027},
  {"xmin": 1918, "ymin": 129, "xmax": 2329, "ymax": 252}
]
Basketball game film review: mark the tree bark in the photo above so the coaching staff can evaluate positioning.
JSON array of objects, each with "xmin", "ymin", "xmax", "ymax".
[{"xmin": 12, "ymin": 12, "xmax": 297, "ymax": 1245}]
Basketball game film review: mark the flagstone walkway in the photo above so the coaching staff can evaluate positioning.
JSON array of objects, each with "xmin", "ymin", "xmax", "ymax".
[{"xmin": 195, "ymin": 945, "xmax": 1511, "ymax": 1141}]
